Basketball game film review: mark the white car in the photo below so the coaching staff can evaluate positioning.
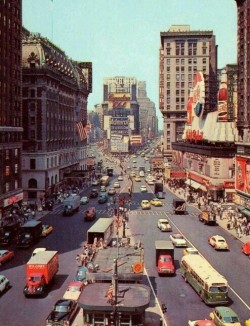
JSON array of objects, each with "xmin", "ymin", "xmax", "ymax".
[
  {"xmin": 80, "ymin": 196, "xmax": 89, "ymax": 204},
  {"xmin": 113, "ymin": 182, "xmax": 120, "ymax": 188},
  {"xmin": 0, "ymin": 275, "xmax": 10, "ymax": 293},
  {"xmin": 208, "ymin": 235, "xmax": 229, "ymax": 250},
  {"xmin": 157, "ymin": 219, "xmax": 172, "ymax": 232},
  {"xmin": 117, "ymin": 176, "xmax": 123, "ymax": 181},
  {"xmin": 147, "ymin": 179, "xmax": 154, "ymax": 185},
  {"xmin": 170, "ymin": 233, "xmax": 187, "ymax": 247},
  {"xmin": 140, "ymin": 185, "xmax": 147, "ymax": 192}
]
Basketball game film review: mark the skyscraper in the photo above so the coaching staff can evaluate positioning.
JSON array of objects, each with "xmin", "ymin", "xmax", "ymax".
[
  {"xmin": 159, "ymin": 25, "xmax": 217, "ymax": 162},
  {"xmin": 0, "ymin": 0, "xmax": 23, "ymax": 220}
]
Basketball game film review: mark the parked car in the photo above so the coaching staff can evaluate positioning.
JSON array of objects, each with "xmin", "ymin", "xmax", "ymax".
[
  {"xmin": 170, "ymin": 233, "xmax": 187, "ymax": 247},
  {"xmin": 89, "ymin": 189, "xmax": 98, "ymax": 198},
  {"xmin": 98, "ymin": 194, "xmax": 108, "ymax": 204},
  {"xmin": 208, "ymin": 235, "xmax": 229, "ymax": 251},
  {"xmin": 84, "ymin": 207, "xmax": 96, "ymax": 221},
  {"xmin": 45, "ymin": 299, "xmax": 79, "ymax": 326},
  {"xmin": 117, "ymin": 176, "xmax": 123, "ymax": 181},
  {"xmin": 134, "ymin": 176, "xmax": 141, "ymax": 182},
  {"xmin": 241, "ymin": 241, "xmax": 250, "ymax": 256},
  {"xmin": 74, "ymin": 266, "xmax": 88, "ymax": 283},
  {"xmin": 41, "ymin": 225, "xmax": 53, "ymax": 237},
  {"xmin": 80, "ymin": 196, "xmax": 89, "ymax": 204},
  {"xmin": 108, "ymin": 188, "xmax": 116, "ymax": 195},
  {"xmin": 0, "ymin": 275, "xmax": 10, "ymax": 294},
  {"xmin": 209, "ymin": 306, "xmax": 241, "ymax": 326},
  {"xmin": 157, "ymin": 219, "xmax": 172, "ymax": 232},
  {"xmin": 63, "ymin": 281, "xmax": 84, "ymax": 301},
  {"xmin": 0, "ymin": 250, "xmax": 14, "ymax": 265},
  {"xmin": 141, "ymin": 200, "xmax": 151, "ymax": 210}
]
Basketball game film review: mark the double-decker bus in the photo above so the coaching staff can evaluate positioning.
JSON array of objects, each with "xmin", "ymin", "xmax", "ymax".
[
  {"xmin": 180, "ymin": 255, "xmax": 229, "ymax": 305},
  {"xmin": 100, "ymin": 175, "xmax": 110, "ymax": 186}
]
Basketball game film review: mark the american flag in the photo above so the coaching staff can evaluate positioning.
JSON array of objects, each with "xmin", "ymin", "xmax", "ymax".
[{"xmin": 76, "ymin": 121, "xmax": 87, "ymax": 141}]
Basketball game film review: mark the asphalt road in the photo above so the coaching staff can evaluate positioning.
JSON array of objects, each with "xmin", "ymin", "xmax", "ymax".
[{"xmin": 0, "ymin": 149, "xmax": 249, "ymax": 325}]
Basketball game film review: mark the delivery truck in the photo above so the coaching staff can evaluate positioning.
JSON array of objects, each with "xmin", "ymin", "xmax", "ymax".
[
  {"xmin": 16, "ymin": 220, "xmax": 42, "ymax": 248},
  {"xmin": 63, "ymin": 194, "xmax": 81, "ymax": 216},
  {"xmin": 154, "ymin": 182, "xmax": 163, "ymax": 194},
  {"xmin": 0, "ymin": 222, "xmax": 20, "ymax": 246},
  {"xmin": 23, "ymin": 250, "xmax": 59, "ymax": 297},
  {"xmin": 155, "ymin": 240, "xmax": 175, "ymax": 275},
  {"xmin": 172, "ymin": 199, "xmax": 186, "ymax": 215}
]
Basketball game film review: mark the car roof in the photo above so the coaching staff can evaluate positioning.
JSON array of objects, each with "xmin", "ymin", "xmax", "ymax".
[
  {"xmin": 158, "ymin": 219, "xmax": 169, "ymax": 223},
  {"xmin": 214, "ymin": 306, "xmax": 238, "ymax": 317},
  {"xmin": 55, "ymin": 299, "xmax": 73, "ymax": 306},
  {"xmin": 213, "ymin": 235, "xmax": 225, "ymax": 240},
  {"xmin": 0, "ymin": 250, "xmax": 8, "ymax": 255},
  {"xmin": 68, "ymin": 281, "xmax": 82, "ymax": 287}
]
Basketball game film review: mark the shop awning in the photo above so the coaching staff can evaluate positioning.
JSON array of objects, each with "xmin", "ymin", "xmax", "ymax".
[{"xmin": 185, "ymin": 179, "xmax": 201, "ymax": 190}]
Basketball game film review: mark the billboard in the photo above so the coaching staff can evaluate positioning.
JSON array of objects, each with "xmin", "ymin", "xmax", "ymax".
[
  {"xmin": 235, "ymin": 156, "xmax": 250, "ymax": 194},
  {"xmin": 108, "ymin": 93, "xmax": 131, "ymax": 109},
  {"xmin": 110, "ymin": 117, "xmax": 129, "ymax": 135}
]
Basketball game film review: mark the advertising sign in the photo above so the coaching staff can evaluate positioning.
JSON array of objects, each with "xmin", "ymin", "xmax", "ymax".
[
  {"xmin": 235, "ymin": 156, "xmax": 250, "ymax": 194},
  {"xmin": 110, "ymin": 117, "xmax": 129, "ymax": 135},
  {"xmin": 108, "ymin": 93, "xmax": 130, "ymax": 109},
  {"xmin": 193, "ymin": 72, "xmax": 205, "ymax": 118}
]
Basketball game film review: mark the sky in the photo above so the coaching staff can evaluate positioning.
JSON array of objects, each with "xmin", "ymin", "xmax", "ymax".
[{"xmin": 22, "ymin": 0, "xmax": 237, "ymax": 129}]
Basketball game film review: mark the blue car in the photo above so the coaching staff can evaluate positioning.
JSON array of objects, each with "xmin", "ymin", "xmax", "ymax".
[{"xmin": 74, "ymin": 266, "xmax": 88, "ymax": 283}]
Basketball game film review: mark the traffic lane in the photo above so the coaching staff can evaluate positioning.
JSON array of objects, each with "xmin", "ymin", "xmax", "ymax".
[
  {"xmin": 167, "ymin": 209, "xmax": 250, "ymax": 311},
  {"xmin": 128, "ymin": 212, "xmax": 212, "ymax": 325}
]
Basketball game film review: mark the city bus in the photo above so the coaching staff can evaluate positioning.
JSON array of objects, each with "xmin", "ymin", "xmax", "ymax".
[
  {"xmin": 87, "ymin": 217, "xmax": 114, "ymax": 245},
  {"xmin": 106, "ymin": 167, "xmax": 113, "ymax": 177},
  {"xmin": 100, "ymin": 175, "xmax": 110, "ymax": 186},
  {"xmin": 180, "ymin": 255, "xmax": 229, "ymax": 305}
]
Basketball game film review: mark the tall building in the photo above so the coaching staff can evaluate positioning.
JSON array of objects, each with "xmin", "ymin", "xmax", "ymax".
[
  {"xmin": 235, "ymin": 0, "xmax": 250, "ymax": 142},
  {"xmin": 0, "ymin": 0, "xmax": 23, "ymax": 220},
  {"xmin": 137, "ymin": 81, "xmax": 158, "ymax": 141},
  {"xmin": 235, "ymin": 0, "xmax": 250, "ymax": 215},
  {"xmin": 159, "ymin": 25, "xmax": 218, "ymax": 162},
  {"xmin": 102, "ymin": 76, "xmax": 140, "ymax": 153},
  {"xmin": 22, "ymin": 30, "xmax": 92, "ymax": 202}
]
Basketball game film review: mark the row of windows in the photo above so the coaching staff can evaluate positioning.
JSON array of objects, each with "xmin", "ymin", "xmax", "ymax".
[
  {"xmin": 3, "ymin": 180, "xmax": 19, "ymax": 192},
  {"xmin": 5, "ymin": 164, "xmax": 19, "ymax": 176},
  {"xmin": 166, "ymin": 58, "xmax": 207, "ymax": 65},
  {"xmin": 166, "ymin": 46, "xmax": 207, "ymax": 56}
]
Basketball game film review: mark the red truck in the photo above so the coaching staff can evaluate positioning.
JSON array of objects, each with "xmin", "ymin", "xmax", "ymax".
[
  {"xmin": 23, "ymin": 250, "xmax": 59, "ymax": 297},
  {"xmin": 155, "ymin": 240, "xmax": 175, "ymax": 275}
]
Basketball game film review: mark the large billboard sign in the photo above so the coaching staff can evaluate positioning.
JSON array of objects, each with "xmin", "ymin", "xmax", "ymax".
[
  {"xmin": 235, "ymin": 156, "xmax": 250, "ymax": 194},
  {"xmin": 108, "ymin": 93, "xmax": 130, "ymax": 109},
  {"xmin": 110, "ymin": 117, "xmax": 129, "ymax": 135}
]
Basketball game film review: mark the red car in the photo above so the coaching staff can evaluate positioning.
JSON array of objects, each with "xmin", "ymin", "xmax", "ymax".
[
  {"xmin": 242, "ymin": 241, "xmax": 250, "ymax": 256},
  {"xmin": 84, "ymin": 207, "xmax": 96, "ymax": 221},
  {"xmin": 0, "ymin": 250, "xmax": 14, "ymax": 265},
  {"xmin": 188, "ymin": 320, "xmax": 216, "ymax": 326}
]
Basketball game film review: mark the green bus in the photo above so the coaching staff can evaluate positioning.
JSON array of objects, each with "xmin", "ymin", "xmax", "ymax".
[{"xmin": 180, "ymin": 255, "xmax": 229, "ymax": 305}]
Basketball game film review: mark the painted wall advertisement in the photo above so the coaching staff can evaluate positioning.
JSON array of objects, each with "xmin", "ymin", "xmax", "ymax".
[
  {"xmin": 108, "ymin": 93, "xmax": 131, "ymax": 109},
  {"xmin": 235, "ymin": 156, "xmax": 250, "ymax": 194},
  {"xmin": 110, "ymin": 117, "xmax": 129, "ymax": 135}
]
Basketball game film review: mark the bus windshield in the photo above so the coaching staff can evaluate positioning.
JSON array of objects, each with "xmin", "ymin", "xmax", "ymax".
[{"xmin": 209, "ymin": 285, "xmax": 228, "ymax": 293}]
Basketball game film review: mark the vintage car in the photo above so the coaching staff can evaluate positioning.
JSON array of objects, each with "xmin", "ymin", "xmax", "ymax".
[{"xmin": 84, "ymin": 207, "xmax": 96, "ymax": 221}]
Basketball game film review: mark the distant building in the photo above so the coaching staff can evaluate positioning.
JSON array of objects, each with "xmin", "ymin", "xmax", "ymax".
[
  {"xmin": 0, "ymin": 0, "xmax": 23, "ymax": 220},
  {"xmin": 159, "ymin": 25, "xmax": 218, "ymax": 162},
  {"xmin": 22, "ymin": 30, "xmax": 92, "ymax": 202},
  {"xmin": 137, "ymin": 81, "xmax": 158, "ymax": 142}
]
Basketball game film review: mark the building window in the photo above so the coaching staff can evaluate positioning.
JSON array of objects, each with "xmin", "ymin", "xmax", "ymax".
[
  {"xmin": 203, "ymin": 66, "xmax": 206, "ymax": 73},
  {"xmin": 6, "ymin": 149, "xmax": 10, "ymax": 160},
  {"xmin": 176, "ymin": 74, "xmax": 180, "ymax": 81},
  {"xmin": 202, "ymin": 58, "xmax": 207, "ymax": 64},
  {"xmin": 167, "ymin": 59, "xmax": 170, "ymax": 65},
  {"xmin": 188, "ymin": 66, "xmax": 192, "ymax": 72},
  {"xmin": 167, "ymin": 74, "xmax": 171, "ymax": 80},
  {"xmin": 167, "ymin": 66, "xmax": 170, "ymax": 72},
  {"xmin": 167, "ymin": 49, "xmax": 171, "ymax": 55},
  {"xmin": 202, "ymin": 48, "xmax": 207, "ymax": 55},
  {"xmin": 188, "ymin": 74, "xmax": 192, "ymax": 81},
  {"xmin": 30, "ymin": 89, "xmax": 35, "ymax": 97},
  {"xmin": 176, "ymin": 66, "xmax": 180, "ymax": 72},
  {"xmin": 181, "ymin": 82, "xmax": 185, "ymax": 88},
  {"xmin": 193, "ymin": 58, "xmax": 197, "ymax": 64},
  {"xmin": 5, "ymin": 166, "xmax": 10, "ymax": 176},
  {"xmin": 188, "ymin": 58, "xmax": 192, "ymax": 64},
  {"xmin": 176, "ymin": 105, "xmax": 180, "ymax": 110},
  {"xmin": 5, "ymin": 182, "xmax": 10, "ymax": 192},
  {"xmin": 14, "ymin": 164, "xmax": 18, "ymax": 173},
  {"xmin": 193, "ymin": 66, "xmax": 197, "ymax": 72},
  {"xmin": 167, "ymin": 105, "xmax": 171, "ymax": 110},
  {"xmin": 14, "ymin": 180, "xmax": 18, "ymax": 189},
  {"xmin": 176, "ymin": 59, "xmax": 179, "ymax": 65},
  {"xmin": 167, "ymin": 82, "xmax": 170, "ymax": 89},
  {"xmin": 14, "ymin": 148, "xmax": 18, "ymax": 157},
  {"xmin": 30, "ymin": 159, "xmax": 36, "ymax": 170},
  {"xmin": 176, "ymin": 90, "xmax": 180, "ymax": 95},
  {"xmin": 181, "ymin": 74, "xmax": 185, "ymax": 81},
  {"xmin": 176, "ymin": 82, "xmax": 180, "ymax": 88}
]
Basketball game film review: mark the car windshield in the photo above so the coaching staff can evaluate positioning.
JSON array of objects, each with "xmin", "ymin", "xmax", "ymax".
[
  {"xmin": 223, "ymin": 316, "xmax": 239, "ymax": 323},
  {"xmin": 209, "ymin": 285, "xmax": 227, "ymax": 293},
  {"xmin": 175, "ymin": 235, "xmax": 183, "ymax": 239},
  {"xmin": 55, "ymin": 305, "xmax": 68, "ymax": 313},
  {"xmin": 218, "ymin": 239, "xmax": 225, "ymax": 243},
  {"xmin": 68, "ymin": 286, "xmax": 79, "ymax": 292},
  {"xmin": 160, "ymin": 257, "xmax": 172, "ymax": 262}
]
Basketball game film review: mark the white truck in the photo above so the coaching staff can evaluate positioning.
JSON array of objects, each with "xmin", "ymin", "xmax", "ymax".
[{"xmin": 63, "ymin": 194, "xmax": 80, "ymax": 216}]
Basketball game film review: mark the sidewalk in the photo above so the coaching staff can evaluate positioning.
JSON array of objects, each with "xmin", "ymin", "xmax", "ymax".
[{"xmin": 165, "ymin": 184, "xmax": 250, "ymax": 244}]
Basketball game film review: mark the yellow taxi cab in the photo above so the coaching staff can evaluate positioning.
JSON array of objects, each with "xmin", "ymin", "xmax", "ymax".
[
  {"xmin": 183, "ymin": 247, "xmax": 199, "ymax": 256},
  {"xmin": 141, "ymin": 200, "xmax": 151, "ymax": 210},
  {"xmin": 150, "ymin": 198, "xmax": 163, "ymax": 207},
  {"xmin": 134, "ymin": 176, "xmax": 141, "ymax": 182}
]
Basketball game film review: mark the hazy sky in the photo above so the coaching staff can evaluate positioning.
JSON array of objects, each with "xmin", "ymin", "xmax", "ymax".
[{"xmin": 22, "ymin": 0, "xmax": 237, "ymax": 128}]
